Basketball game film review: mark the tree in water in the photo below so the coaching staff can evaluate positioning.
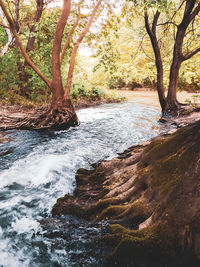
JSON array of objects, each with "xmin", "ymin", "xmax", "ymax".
[
  {"xmin": 0, "ymin": 0, "xmax": 103, "ymax": 130},
  {"xmin": 144, "ymin": 0, "xmax": 200, "ymax": 114}
]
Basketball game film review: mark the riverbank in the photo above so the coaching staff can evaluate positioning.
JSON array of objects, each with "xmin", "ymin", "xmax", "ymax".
[
  {"xmin": 0, "ymin": 89, "xmax": 125, "ymax": 130},
  {"xmin": 51, "ymin": 90, "xmax": 200, "ymax": 266},
  {"xmin": 0, "ymin": 98, "xmax": 167, "ymax": 266},
  {"xmin": 52, "ymin": 117, "xmax": 200, "ymax": 266}
]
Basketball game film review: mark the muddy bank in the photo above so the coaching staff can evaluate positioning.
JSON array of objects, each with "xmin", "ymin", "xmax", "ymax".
[{"xmin": 52, "ymin": 118, "xmax": 200, "ymax": 266}]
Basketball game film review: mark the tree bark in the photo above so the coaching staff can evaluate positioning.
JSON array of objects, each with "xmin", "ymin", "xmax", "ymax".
[
  {"xmin": 51, "ymin": 0, "xmax": 71, "ymax": 101},
  {"xmin": 26, "ymin": 0, "xmax": 44, "ymax": 52},
  {"xmin": 60, "ymin": 5, "xmax": 81, "ymax": 65},
  {"xmin": 145, "ymin": 1, "xmax": 200, "ymax": 114},
  {"xmin": 166, "ymin": 0, "xmax": 200, "ymax": 112},
  {"xmin": 64, "ymin": 0, "xmax": 103, "ymax": 99},
  {"xmin": 144, "ymin": 11, "xmax": 166, "ymax": 112}
]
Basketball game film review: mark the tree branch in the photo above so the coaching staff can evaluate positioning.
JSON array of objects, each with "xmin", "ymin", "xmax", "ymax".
[
  {"xmin": 26, "ymin": 0, "xmax": 44, "ymax": 52},
  {"xmin": 190, "ymin": 2, "xmax": 200, "ymax": 22},
  {"xmin": 0, "ymin": 6, "xmax": 13, "ymax": 56},
  {"xmin": 182, "ymin": 47, "xmax": 200, "ymax": 61},
  {"xmin": 157, "ymin": 21, "xmax": 178, "ymax": 27},
  {"xmin": 60, "ymin": 4, "xmax": 81, "ymax": 65},
  {"xmin": 144, "ymin": 12, "xmax": 152, "ymax": 37},
  {"xmin": 0, "ymin": 22, "xmax": 9, "ymax": 28},
  {"xmin": 0, "ymin": 0, "xmax": 51, "ymax": 87},
  {"xmin": 64, "ymin": 0, "xmax": 103, "ymax": 97},
  {"xmin": 152, "ymin": 10, "xmax": 160, "ymax": 33}
]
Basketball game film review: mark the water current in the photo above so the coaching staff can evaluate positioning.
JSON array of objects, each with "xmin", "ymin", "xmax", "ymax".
[{"xmin": 0, "ymin": 98, "xmax": 172, "ymax": 266}]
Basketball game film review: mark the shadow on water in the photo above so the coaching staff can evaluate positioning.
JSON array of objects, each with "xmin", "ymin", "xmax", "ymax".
[{"xmin": 0, "ymin": 100, "xmax": 173, "ymax": 266}]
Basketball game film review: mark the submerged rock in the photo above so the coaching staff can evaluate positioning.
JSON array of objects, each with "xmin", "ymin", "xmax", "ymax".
[{"xmin": 52, "ymin": 119, "xmax": 200, "ymax": 266}]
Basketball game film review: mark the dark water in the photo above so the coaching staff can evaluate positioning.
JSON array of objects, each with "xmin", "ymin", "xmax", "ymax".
[{"xmin": 0, "ymin": 99, "xmax": 171, "ymax": 266}]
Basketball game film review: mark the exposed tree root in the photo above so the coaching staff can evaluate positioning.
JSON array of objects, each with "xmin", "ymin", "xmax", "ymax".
[
  {"xmin": 52, "ymin": 120, "xmax": 200, "ymax": 265},
  {"xmin": 0, "ymin": 102, "xmax": 79, "ymax": 130}
]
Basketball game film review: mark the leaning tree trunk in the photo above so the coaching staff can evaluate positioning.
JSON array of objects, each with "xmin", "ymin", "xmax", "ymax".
[{"xmin": 144, "ymin": 11, "xmax": 167, "ymax": 112}]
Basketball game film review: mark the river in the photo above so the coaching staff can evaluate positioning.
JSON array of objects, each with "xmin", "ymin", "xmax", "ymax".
[{"xmin": 0, "ymin": 98, "xmax": 171, "ymax": 266}]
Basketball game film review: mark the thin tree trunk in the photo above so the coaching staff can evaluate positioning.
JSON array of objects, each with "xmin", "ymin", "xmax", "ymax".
[
  {"xmin": 60, "ymin": 5, "xmax": 81, "ymax": 64},
  {"xmin": 18, "ymin": 0, "xmax": 44, "ymax": 97},
  {"xmin": 14, "ymin": 0, "xmax": 20, "ymax": 32},
  {"xmin": 0, "ymin": 7, "xmax": 13, "ymax": 56},
  {"xmin": 64, "ymin": 0, "xmax": 103, "ymax": 99},
  {"xmin": 144, "ymin": 11, "xmax": 166, "ymax": 112},
  {"xmin": 26, "ymin": 0, "xmax": 44, "ymax": 52}
]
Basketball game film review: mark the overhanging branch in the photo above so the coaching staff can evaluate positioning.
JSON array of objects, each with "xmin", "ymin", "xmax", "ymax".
[{"xmin": 182, "ymin": 47, "xmax": 200, "ymax": 61}]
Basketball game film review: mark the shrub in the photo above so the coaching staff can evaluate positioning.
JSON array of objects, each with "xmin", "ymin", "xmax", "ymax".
[{"xmin": 107, "ymin": 76, "xmax": 126, "ymax": 89}]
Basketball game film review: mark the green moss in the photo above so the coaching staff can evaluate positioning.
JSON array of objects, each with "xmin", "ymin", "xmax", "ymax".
[
  {"xmin": 52, "ymin": 195, "xmax": 70, "ymax": 216},
  {"xmin": 96, "ymin": 198, "xmax": 119, "ymax": 209},
  {"xmin": 98, "ymin": 205, "xmax": 128, "ymax": 220},
  {"xmin": 139, "ymin": 126, "xmax": 192, "ymax": 168}
]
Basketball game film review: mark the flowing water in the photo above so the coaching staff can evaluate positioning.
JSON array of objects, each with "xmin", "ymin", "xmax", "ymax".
[{"xmin": 0, "ymin": 98, "xmax": 172, "ymax": 266}]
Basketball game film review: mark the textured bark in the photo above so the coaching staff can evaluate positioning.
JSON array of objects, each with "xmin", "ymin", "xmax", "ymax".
[
  {"xmin": 52, "ymin": 119, "xmax": 200, "ymax": 266},
  {"xmin": 145, "ymin": 1, "xmax": 200, "ymax": 115},
  {"xmin": 144, "ymin": 11, "xmax": 166, "ymax": 112},
  {"xmin": 51, "ymin": 0, "xmax": 71, "ymax": 99},
  {"xmin": 64, "ymin": 0, "xmax": 103, "ymax": 98},
  {"xmin": 165, "ymin": 0, "xmax": 200, "ymax": 112},
  {"xmin": 60, "ymin": 5, "xmax": 81, "ymax": 65},
  {"xmin": 0, "ymin": 99, "xmax": 79, "ymax": 130}
]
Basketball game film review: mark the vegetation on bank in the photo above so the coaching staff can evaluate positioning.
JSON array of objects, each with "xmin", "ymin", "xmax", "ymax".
[{"xmin": 0, "ymin": 81, "xmax": 125, "ymax": 109}]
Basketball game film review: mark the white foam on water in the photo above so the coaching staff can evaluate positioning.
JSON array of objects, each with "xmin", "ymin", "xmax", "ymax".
[{"xmin": 11, "ymin": 217, "xmax": 40, "ymax": 234}]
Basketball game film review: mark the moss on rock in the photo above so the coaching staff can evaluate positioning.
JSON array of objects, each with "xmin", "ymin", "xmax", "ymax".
[{"xmin": 52, "ymin": 120, "xmax": 200, "ymax": 265}]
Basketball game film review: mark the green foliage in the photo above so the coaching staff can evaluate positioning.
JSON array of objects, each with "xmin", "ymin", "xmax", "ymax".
[
  {"xmin": 107, "ymin": 76, "xmax": 126, "ymax": 89},
  {"xmin": 0, "ymin": 27, "xmax": 8, "ymax": 50},
  {"xmin": 70, "ymin": 83, "xmax": 105, "ymax": 101},
  {"xmin": 70, "ymin": 83, "xmax": 125, "ymax": 104},
  {"xmin": 0, "ymin": 49, "xmax": 21, "ymax": 97}
]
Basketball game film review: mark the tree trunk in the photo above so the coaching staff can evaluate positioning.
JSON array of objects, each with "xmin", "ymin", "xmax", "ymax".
[
  {"xmin": 163, "ymin": 1, "xmax": 200, "ymax": 114},
  {"xmin": 26, "ymin": 0, "xmax": 44, "ymax": 53},
  {"xmin": 166, "ymin": 60, "xmax": 181, "ymax": 111},
  {"xmin": 18, "ymin": 0, "xmax": 44, "ymax": 97},
  {"xmin": 0, "ymin": 0, "xmax": 103, "ymax": 131},
  {"xmin": 144, "ymin": 11, "xmax": 166, "ymax": 112},
  {"xmin": 37, "ymin": 95, "xmax": 79, "ymax": 130},
  {"xmin": 64, "ymin": 0, "xmax": 103, "ymax": 98}
]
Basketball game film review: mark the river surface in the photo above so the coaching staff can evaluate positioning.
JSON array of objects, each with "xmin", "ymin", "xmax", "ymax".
[{"xmin": 0, "ymin": 98, "xmax": 171, "ymax": 266}]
